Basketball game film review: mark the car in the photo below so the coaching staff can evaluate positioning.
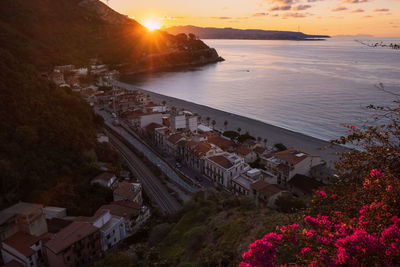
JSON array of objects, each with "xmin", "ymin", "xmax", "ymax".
[{"xmin": 175, "ymin": 162, "xmax": 182, "ymax": 168}]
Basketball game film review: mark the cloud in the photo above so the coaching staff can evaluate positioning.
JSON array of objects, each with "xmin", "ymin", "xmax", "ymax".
[
  {"xmin": 293, "ymin": 4, "xmax": 312, "ymax": 10},
  {"xmin": 343, "ymin": 0, "xmax": 368, "ymax": 3},
  {"xmin": 374, "ymin": 8, "xmax": 389, "ymax": 12},
  {"xmin": 282, "ymin": 12, "xmax": 308, "ymax": 18},
  {"xmin": 264, "ymin": 0, "xmax": 294, "ymax": 4},
  {"xmin": 332, "ymin": 6, "xmax": 348, "ymax": 11},
  {"xmin": 210, "ymin": 16, "xmax": 233, "ymax": 19},
  {"xmin": 252, "ymin": 12, "xmax": 268, "ymax": 16},
  {"xmin": 269, "ymin": 5, "xmax": 292, "ymax": 11},
  {"xmin": 351, "ymin": 8, "xmax": 364, "ymax": 12}
]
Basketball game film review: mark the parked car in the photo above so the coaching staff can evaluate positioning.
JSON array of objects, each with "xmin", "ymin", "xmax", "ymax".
[{"xmin": 175, "ymin": 162, "xmax": 182, "ymax": 168}]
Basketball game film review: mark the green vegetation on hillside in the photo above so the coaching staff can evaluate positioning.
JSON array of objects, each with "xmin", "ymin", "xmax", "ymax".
[{"xmin": 130, "ymin": 191, "xmax": 290, "ymax": 266}]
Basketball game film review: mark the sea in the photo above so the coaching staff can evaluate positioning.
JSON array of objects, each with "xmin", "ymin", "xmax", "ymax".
[{"xmin": 120, "ymin": 37, "xmax": 400, "ymax": 141}]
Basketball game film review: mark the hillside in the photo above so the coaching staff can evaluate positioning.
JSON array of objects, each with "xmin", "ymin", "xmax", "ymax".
[
  {"xmin": 129, "ymin": 191, "xmax": 290, "ymax": 266},
  {"xmin": 165, "ymin": 25, "xmax": 330, "ymax": 40},
  {"xmin": 0, "ymin": 0, "xmax": 222, "ymax": 71}
]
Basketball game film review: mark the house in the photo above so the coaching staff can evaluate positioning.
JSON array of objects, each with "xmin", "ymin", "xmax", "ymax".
[
  {"xmin": 204, "ymin": 153, "xmax": 249, "ymax": 189},
  {"xmin": 235, "ymin": 145, "xmax": 257, "ymax": 163},
  {"xmin": 154, "ymin": 127, "xmax": 169, "ymax": 150},
  {"xmin": 0, "ymin": 203, "xmax": 48, "ymax": 242},
  {"xmin": 264, "ymin": 149, "xmax": 322, "ymax": 186},
  {"xmin": 253, "ymin": 146, "xmax": 266, "ymax": 158},
  {"xmin": 97, "ymin": 133, "xmax": 109, "ymax": 143},
  {"xmin": 43, "ymin": 207, "xmax": 66, "ymax": 220},
  {"xmin": 75, "ymin": 210, "xmax": 126, "ymax": 252},
  {"xmin": 144, "ymin": 122, "xmax": 164, "ymax": 141},
  {"xmin": 170, "ymin": 114, "xmax": 186, "ymax": 131},
  {"xmin": 166, "ymin": 133, "xmax": 185, "ymax": 157},
  {"xmin": 206, "ymin": 135, "xmax": 235, "ymax": 152},
  {"xmin": 91, "ymin": 172, "xmax": 117, "ymax": 189},
  {"xmin": 287, "ymin": 174, "xmax": 324, "ymax": 198},
  {"xmin": 50, "ymin": 71, "xmax": 65, "ymax": 85},
  {"xmin": 124, "ymin": 112, "xmax": 163, "ymax": 130},
  {"xmin": 99, "ymin": 201, "xmax": 150, "ymax": 235},
  {"xmin": 182, "ymin": 141, "xmax": 218, "ymax": 173},
  {"xmin": 113, "ymin": 182, "xmax": 142, "ymax": 204},
  {"xmin": 44, "ymin": 222, "xmax": 102, "ymax": 267},
  {"xmin": 250, "ymin": 180, "xmax": 285, "ymax": 208},
  {"xmin": 310, "ymin": 163, "xmax": 334, "ymax": 184},
  {"xmin": 1, "ymin": 232, "xmax": 44, "ymax": 267},
  {"xmin": 231, "ymin": 169, "xmax": 275, "ymax": 196}
]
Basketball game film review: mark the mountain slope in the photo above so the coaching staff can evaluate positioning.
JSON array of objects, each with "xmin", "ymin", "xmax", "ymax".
[
  {"xmin": 0, "ymin": 0, "xmax": 221, "ymax": 70},
  {"xmin": 166, "ymin": 25, "xmax": 330, "ymax": 40}
]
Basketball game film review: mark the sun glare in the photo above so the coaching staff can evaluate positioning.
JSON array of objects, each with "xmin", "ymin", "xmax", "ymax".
[{"xmin": 143, "ymin": 19, "xmax": 162, "ymax": 31}]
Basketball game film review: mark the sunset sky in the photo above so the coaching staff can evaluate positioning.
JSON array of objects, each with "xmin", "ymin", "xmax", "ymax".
[{"xmin": 101, "ymin": 0, "xmax": 400, "ymax": 37}]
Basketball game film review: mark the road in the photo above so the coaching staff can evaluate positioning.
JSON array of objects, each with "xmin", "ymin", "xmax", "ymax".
[{"xmin": 106, "ymin": 130, "xmax": 182, "ymax": 215}]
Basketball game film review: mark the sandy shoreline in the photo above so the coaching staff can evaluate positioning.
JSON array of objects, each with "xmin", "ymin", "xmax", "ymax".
[{"xmin": 115, "ymin": 80, "xmax": 349, "ymax": 168}]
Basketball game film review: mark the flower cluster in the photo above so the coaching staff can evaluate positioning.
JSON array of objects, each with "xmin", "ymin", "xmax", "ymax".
[{"xmin": 240, "ymin": 169, "xmax": 400, "ymax": 266}]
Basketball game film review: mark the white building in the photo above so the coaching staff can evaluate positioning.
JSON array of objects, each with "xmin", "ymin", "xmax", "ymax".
[
  {"xmin": 126, "ymin": 113, "xmax": 163, "ymax": 129},
  {"xmin": 265, "ymin": 149, "xmax": 322, "ymax": 186},
  {"xmin": 43, "ymin": 206, "xmax": 66, "ymax": 219},
  {"xmin": 91, "ymin": 172, "xmax": 117, "ymax": 189},
  {"xmin": 170, "ymin": 114, "xmax": 186, "ymax": 131},
  {"xmin": 204, "ymin": 153, "xmax": 249, "ymax": 189},
  {"xmin": 1, "ymin": 232, "xmax": 44, "ymax": 267},
  {"xmin": 75, "ymin": 210, "xmax": 126, "ymax": 252}
]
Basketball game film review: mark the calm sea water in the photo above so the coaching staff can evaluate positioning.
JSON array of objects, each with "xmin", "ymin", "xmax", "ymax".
[{"xmin": 120, "ymin": 38, "xmax": 400, "ymax": 141}]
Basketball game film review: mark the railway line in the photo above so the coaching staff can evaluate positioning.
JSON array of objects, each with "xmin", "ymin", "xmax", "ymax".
[{"xmin": 106, "ymin": 129, "xmax": 182, "ymax": 215}]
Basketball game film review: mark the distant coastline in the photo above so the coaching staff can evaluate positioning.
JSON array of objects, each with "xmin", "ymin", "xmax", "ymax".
[{"xmin": 164, "ymin": 25, "xmax": 330, "ymax": 41}]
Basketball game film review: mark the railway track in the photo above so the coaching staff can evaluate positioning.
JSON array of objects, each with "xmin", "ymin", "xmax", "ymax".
[{"xmin": 106, "ymin": 130, "xmax": 182, "ymax": 215}]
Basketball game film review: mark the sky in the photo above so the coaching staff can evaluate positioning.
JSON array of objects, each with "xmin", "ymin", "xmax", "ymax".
[{"xmin": 101, "ymin": 0, "xmax": 400, "ymax": 36}]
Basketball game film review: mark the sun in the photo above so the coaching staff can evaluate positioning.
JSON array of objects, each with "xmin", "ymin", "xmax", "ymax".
[{"xmin": 142, "ymin": 19, "xmax": 162, "ymax": 31}]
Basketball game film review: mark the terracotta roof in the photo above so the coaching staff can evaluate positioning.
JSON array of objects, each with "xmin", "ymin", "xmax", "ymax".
[
  {"xmin": 98, "ymin": 203, "xmax": 139, "ymax": 218},
  {"xmin": 236, "ymin": 145, "xmax": 252, "ymax": 156},
  {"xmin": 208, "ymin": 155, "xmax": 233, "ymax": 169},
  {"xmin": 288, "ymin": 174, "xmax": 324, "ymax": 195},
  {"xmin": 74, "ymin": 210, "xmax": 109, "ymax": 223},
  {"xmin": 207, "ymin": 135, "xmax": 234, "ymax": 151},
  {"xmin": 92, "ymin": 172, "xmax": 115, "ymax": 182},
  {"xmin": 45, "ymin": 222, "xmax": 98, "ymax": 254},
  {"xmin": 254, "ymin": 146, "xmax": 266, "ymax": 154},
  {"xmin": 251, "ymin": 180, "xmax": 270, "ymax": 191},
  {"xmin": 259, "ymin": 184, "xmax": 282, "ymax": 198},
  {"xmin": 112, "ymin": 200, "xmax": 141, "ymax": 210},
  {"xmin": 167, "ymin": 133, "xmax": 184, "ymax": 145},
  {"xmin": 113, "ymin": 182, "xmax": 141, "ymax": 201},
  {"xmin": 193, "ymin": 142, "xmax": 212, "ymax": 157},
  {"xmin": 145, "ymin": 122, "xmax": 163, "ymax": 134},
  {"xmin": 274, "ymin": 149, "xmax": 318, "ymax": 165},
  {"xmin": 3, "ymin": 232, "xmax": 41, "ymax": 257}
]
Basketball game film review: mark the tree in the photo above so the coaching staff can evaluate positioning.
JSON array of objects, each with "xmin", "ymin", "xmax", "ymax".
[
  {"xmin": 206, "ymin": 116, "xmax": 211, "ymax": 126},
  {"xmin": 257, "ymin": 136, "xmax": 262, "ymax": 143},
  {"xmin": 274, "ymin": 143, "xmax": 287, "ymax": 151},
  {"xmin": 263, "ymin": 138, "xmax": 268, "ymax": 147},
  {"xmin": 275, "ymin": 195, "xmax": 305, "ymax": 213},
  {"xmin": 162, "ymin": 100, "xmax": 166, "ymax": 106},
  {"xmin": 237, "ymin": 127, "xmax": 242, "ymax": 134},
  {"xmin": 211, "ymin": 120, "xmax": 216, "ymax": 129},
  {"xmin": 240, "ymin": 101, "xmax": 400, "ymax": 266},
  {"xmin": 224, "ymin": 120, "xmax": 228, "ymax": 130}
]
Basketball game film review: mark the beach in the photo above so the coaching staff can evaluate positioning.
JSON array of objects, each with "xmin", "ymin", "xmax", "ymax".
[{"xmin": 115, "ymin": 80, "xmax": 350, "ymax": 168}]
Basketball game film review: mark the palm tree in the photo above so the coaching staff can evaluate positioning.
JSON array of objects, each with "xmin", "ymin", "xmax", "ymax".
[
  {"xmin": 257, "ymin": 137, "xmax": 262, "ymax": 143},
  {"xmin": 206, "ymin": 116, "xmax": 211, "ymax": 126},
  {"xmin": 237, "ymin": 127, "xmax": 242, "ymax": 134},
  {"xmin": 224, "ymin": 120, "xmax": 228, "ymax": 130},
  {"xmin": 263, "ymin": 138, "xmax": 268, "ymax": 147},
  {"xmin": 162, "ymin": 100, "xmax": 166, "ymax": 106},
  {"xmin": 211, "ymin": 120, "xmax": 216, "ymax": 130}
]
